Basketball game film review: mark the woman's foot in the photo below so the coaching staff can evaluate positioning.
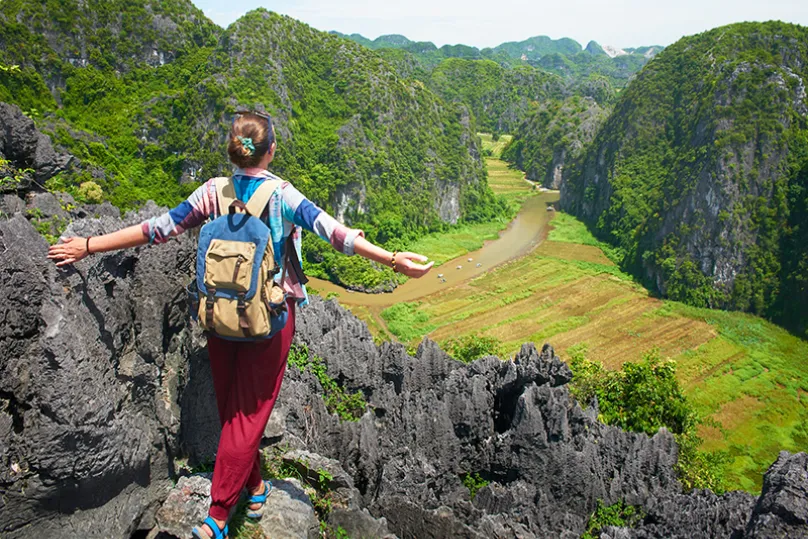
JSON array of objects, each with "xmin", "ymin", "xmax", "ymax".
[
  {"xmin": 248, "ymin": 481, "xmax": 267, "ymax": 511},
  {"xmin": 246, "ymin": 480, "xmax": 272, "ymax": 519},
  {"xmin": 192, "ymin": 516, "xmax": 228, "ymax": 539}
]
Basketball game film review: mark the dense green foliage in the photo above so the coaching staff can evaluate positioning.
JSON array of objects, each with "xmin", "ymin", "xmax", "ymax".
[
  {"xmin": 502, "ymin": 95, "xmax": 610, "ymax": 186},
  {"xmin": 581, "ymin": 500, "xmax": 643, "ymax": 539},
  {"xmin": 569, "ymin": 346, "xmax": 728, "ymax": 492},
  {"xmin": 428, "ymin": 59, "xmax": 566, "ymax": 133},
  {"xmin": 561, "ymin": 22, "xmax": 808, "ymax": 336},
  {"xmin": 288, "ymin": 344, "xmax": 367, "ymax": 421},
  {"xmin": 569, "ymin": 348, "xmax": 694, "ymax": 435},
  {"xmin": 0, "ymin": 2, "xmax": 511, "ymax": 290}
]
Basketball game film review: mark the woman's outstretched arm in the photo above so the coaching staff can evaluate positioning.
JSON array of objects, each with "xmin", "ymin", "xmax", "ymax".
[
  {"xmin": 48, "ymin": 180, "xmax": 216, "ymax": 267},
  {"xmin": 47, "ymin": 225, "xmax": 148, "ymax": 266},
  {"xmin": 280, "ymin": 181, "xmax": 433, "ymax": 279},
  {"xmin": 353, "ymin": 236, "xmax": 434, "ymax": 279}
]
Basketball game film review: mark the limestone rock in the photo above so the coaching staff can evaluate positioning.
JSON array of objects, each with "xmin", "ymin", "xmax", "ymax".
[
  {"xmin": 0, "ymin": 208, "xmax": 199, "ymax": 538},
  {"xmin": 745, "ymin": 451, "xmax": 808, "ymax": 538},
  {"xmin": 258, "ymin": 479, "xmax": 320, "ymax": 539},
  {"xmin": 155, "ymin": 474, "xmax": 213, "ymax": 538},
  {"xmin": 327, "ymin": 507, "xmax": 396, "ymax": 539},
  {"xmin": 0, "ymin": 102, "xmax": 72, "ymax": 187}
]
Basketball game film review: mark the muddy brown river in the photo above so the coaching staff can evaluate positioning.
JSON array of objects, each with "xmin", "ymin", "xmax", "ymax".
[{"xmin": 307, "ymin": 190, "xmax": 560, "ymax": 307}]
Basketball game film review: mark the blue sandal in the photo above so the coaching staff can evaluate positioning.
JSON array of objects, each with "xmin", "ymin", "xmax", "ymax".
[
  {"xmin": 245, "ymin": 480, "xmax": 273, "ymax": 519},
  {"xmin": 192, "ymin": 516, "xmax": 229, "ymax": 539}
]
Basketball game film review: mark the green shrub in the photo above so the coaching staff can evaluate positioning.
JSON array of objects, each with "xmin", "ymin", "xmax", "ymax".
[
  {"xmin": 445, "ymin": 333, "xmax": 503, "ymax": 363},
  {"xmin": 78, "ymin": 180, "xmax": 104, "ymax": 203},
  {"xmin": 569, "ymin": 348, "xmax": 727, "ymax": 492},
  {"xmin": 461, "ymin": 472, "xmax": 489, "ymax": 500},
  {"xmin": 581, "ymin": 500, "xmax": 643, "ymax": 539}
]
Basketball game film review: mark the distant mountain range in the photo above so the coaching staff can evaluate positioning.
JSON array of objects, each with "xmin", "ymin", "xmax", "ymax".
[{"xmin": 331, "ymin": 31, "xmax": 663, "ymax": 85}]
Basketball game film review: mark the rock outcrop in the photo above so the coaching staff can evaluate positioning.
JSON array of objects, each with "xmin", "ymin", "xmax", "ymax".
[
  {"xmin": 0, "ymin": 103, "xmax": 72, "ymax": 190},
  {"xmin": 1, "ymin": 210, "xmax": 807, "ymax": 538},
  {"xmin": 0, "ymin": 208, "xmax": 201, "ymax": 538},
  {"xmin": 155, "ymin": 475, "xmax": 320, "ymax": 539}
]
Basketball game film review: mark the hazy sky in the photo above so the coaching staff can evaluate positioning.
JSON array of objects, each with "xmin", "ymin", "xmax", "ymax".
[{"xmin": 193, "ymin": 0, "xmax": 808, "ymax": 49}]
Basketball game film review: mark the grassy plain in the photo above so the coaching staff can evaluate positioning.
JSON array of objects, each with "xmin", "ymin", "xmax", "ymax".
[
  {"xmin": 371, "ymin": 185, "xmax": 808, "ymax": 492},
  {"xmin": 479, "ymin": 132, "xmax": 514, "ymax": 158}
]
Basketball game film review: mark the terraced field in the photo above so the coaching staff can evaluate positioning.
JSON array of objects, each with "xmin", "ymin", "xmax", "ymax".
[
  {"xmin": 378, "ymin": 213, "xmax": 808, "ymax": 492},
  {"xmin": 322, "ymin": 157, "xmax": 808, "ymax": 492},
  {"xmin": 479, "ymin": 132, "xmax": 514, "ymax": 158}
]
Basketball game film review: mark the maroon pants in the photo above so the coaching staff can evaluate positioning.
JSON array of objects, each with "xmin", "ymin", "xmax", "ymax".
[{"xmin": 205, "ymin": 299, "xmax": 295, "ymax": 521}]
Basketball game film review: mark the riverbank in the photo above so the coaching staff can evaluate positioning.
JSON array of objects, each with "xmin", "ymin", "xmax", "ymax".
[{"xmin": 307, "ymin": 157, "xmax": 556, "ymax": 298}]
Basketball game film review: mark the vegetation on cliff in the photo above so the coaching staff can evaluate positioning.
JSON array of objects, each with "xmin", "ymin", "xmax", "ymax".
[
  {"xmin": 502, "ymin": 95, "xmax": 610, "ymax": 187},
  {"xmin": 559, "ymin": 21, "xmax": 808, "ymax": 337},
  {"xmin": 0, "ymin": 1, "xmax": 511, "ymax": 290}
]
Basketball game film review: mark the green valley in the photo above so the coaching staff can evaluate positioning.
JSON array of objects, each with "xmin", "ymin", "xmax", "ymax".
[{"xmin": 356, "ymin": 202, "xmax": 808, "ymax": 492}]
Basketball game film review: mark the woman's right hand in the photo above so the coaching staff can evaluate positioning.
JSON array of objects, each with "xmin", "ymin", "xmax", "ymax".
[
  {"xmin": 395, "ymin": 252, "xmax": 434, "ymax": 278},
  {"xmin": 48, "ymin": 237, "xmax": 89, "ymax": 267}
]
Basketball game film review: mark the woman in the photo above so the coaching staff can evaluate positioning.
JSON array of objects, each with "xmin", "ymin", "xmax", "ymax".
[{"xmin": 48, "ymin": 111, "xmax": 433, "ymax": 539}]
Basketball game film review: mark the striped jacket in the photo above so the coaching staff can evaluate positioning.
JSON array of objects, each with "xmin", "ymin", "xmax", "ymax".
[{"xmin": 141, "ymin": 168, "xmax": 364, "ymax": 304}]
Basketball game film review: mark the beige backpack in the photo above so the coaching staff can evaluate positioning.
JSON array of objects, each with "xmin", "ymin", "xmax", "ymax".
[{"xmin": 190, "ymin": 177, "xmax": 289, "ymax": 340}]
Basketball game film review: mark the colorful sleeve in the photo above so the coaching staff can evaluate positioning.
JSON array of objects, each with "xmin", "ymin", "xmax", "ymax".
[
  {"xmin": 140, "ymin": 179, "xmax": 217, "ymax": 245},
  {"xmin": 280, "ymin": 182, "xmax": 364, "ymax": 255}
]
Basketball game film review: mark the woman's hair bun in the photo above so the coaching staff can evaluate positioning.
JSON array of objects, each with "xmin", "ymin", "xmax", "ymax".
[{"xmin": 227, "ymin": 112, "xmax": 274, "ymax": 168}]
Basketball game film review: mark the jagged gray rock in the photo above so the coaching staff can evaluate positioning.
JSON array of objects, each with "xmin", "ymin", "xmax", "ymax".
[
  {"xmin": 0, "ymin": 102, "xmax": 72, "ymax": 188},
  {"xmin": 2, "ymin": 210, "xmax": 807, "ymax": 538},
  {"xmin": 0, "ymin": 208, "xmax": 200, "ymax": 538},
  {"xmin": 745, "ymin": 451, "xmax": 808, "ymax": 538}
]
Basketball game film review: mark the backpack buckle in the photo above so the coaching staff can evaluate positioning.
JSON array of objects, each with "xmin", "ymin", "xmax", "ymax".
[
  {"xmin": 236, "ymin": 293, "xmax": 253, "ymax": 337},
  {"xmin": 205, "ymin": 288, "xmax": 216, "ymax": 329}
]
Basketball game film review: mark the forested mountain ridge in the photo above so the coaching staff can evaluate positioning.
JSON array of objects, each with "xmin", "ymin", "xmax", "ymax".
[
  {"xmin": 558, "ymin": 21, "xmax": 808, "ymax": 336},
  {"xmin": 427, "ymin": 59, "xmax": 569, "ymax": 133},
  {"xmin": 501, "ymin": 96, "xmax": 610, "ymax": 187},
  {"xmin": 0, "ymin": 1, "xmax": 500, "ymax": 256},
  {"xmin": 333, "ymin": 30, "xmax": 663, "ymax": 86}
]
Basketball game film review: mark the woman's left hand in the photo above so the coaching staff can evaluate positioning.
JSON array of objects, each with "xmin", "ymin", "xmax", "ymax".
[
  {"xmin": 395, "ymin": 252, "xmax": 434, "ymax": 278},
  {"xmin": 48, "ymin": 237, "xmax": 89, "ymax": 267}
]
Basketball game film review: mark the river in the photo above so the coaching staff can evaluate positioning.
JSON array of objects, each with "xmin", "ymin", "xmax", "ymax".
[{"xmin": 307, "ymin": 189, "xmax": 560, "ymax": 307}]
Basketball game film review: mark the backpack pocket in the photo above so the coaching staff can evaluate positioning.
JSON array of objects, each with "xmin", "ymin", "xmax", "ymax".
[{"xmin": 204, "ymin": 239, "xmax": 256, "ymax": 292}]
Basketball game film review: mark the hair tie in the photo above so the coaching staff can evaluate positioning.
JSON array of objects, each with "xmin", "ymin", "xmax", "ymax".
[{"xmin": 237, "ymin": 136, "xmax": 255, "ymax": 155}]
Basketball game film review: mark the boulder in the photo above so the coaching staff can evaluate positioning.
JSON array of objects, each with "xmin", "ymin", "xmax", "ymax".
[
  {"xmin": 257, "ymin": 479, "xmax": 320, "ymax": 539},
  {"xmin": 0, "ymin": 193, "xmax": 24, "ymax": 215},
  {"xmin": 155, "ymin": 474, "xmax": 213, "ymax": 538}
]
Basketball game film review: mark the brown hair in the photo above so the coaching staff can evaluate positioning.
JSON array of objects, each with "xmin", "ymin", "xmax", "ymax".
[{"xmin": 227, "ymin": 112, "xmax": 275, "ymax": 169}]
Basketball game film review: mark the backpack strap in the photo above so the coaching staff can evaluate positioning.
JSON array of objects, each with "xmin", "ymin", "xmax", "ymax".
[
  {"xmin": 245, "ymin": 179, "xmax": 281, "ymax": 218},
  {"xmin": 213, "ymin": 177, "xmax": 236, "ymax": 216}
]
